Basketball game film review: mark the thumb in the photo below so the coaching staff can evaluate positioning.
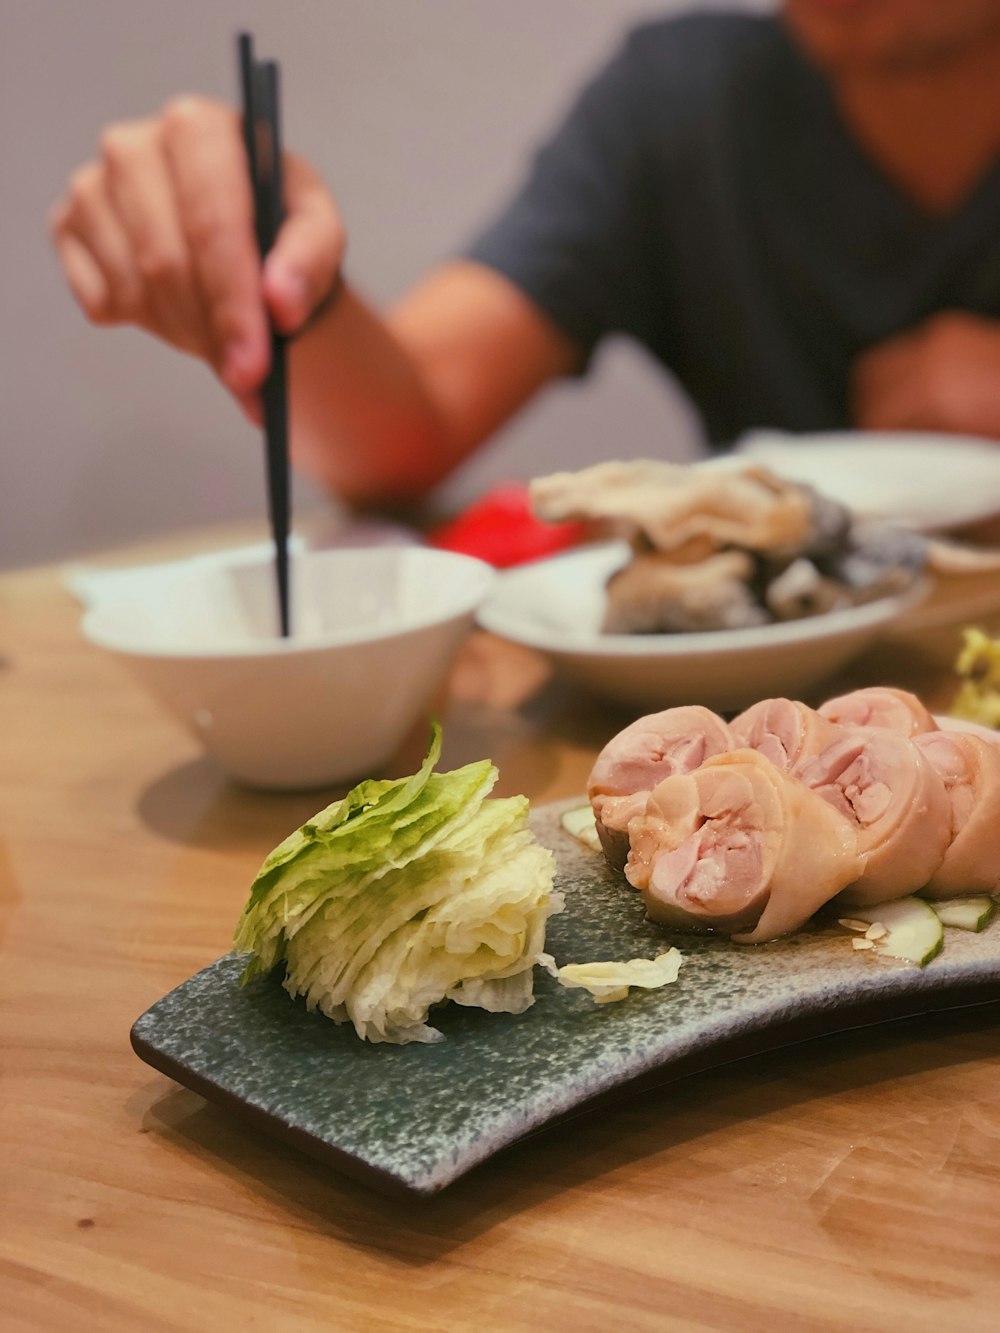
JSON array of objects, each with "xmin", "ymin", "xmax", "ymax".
[{"xmin": 262, "ymin": 154, "xmax": 345, "ymax": 335}]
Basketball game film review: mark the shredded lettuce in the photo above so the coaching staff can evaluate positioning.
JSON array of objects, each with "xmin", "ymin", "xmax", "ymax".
[
  {"xmin": 234, "ymin": 723, "xmax": 560, "ymax": 1044},
  {"xmin": 542, "ymin": 949, "xmax": 684, "ymax": 1005}
]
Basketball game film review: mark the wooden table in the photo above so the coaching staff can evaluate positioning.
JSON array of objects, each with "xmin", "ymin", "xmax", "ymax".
[{"xmin": 3, "ymin": 530, "xmax": 1000, "ymax": 1332}]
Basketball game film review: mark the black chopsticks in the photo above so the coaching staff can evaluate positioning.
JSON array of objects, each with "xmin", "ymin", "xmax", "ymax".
[{"xmin": 238, "ymin": 32, "xmax": 291, "ymax": 638}]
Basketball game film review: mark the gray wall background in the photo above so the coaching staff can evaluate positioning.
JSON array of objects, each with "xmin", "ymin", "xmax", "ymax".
[{"xmin": 3, "ymin": 0, "xmax": 768, "ymax": 570}]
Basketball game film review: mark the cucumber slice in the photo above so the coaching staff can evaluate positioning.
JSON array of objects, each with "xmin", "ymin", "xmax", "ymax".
[
  {"xmin": 928, "ymin": 896, "xmax": 997, "ymax": 932},
  {"xmin": 560, "ymin": 803, "xmax": 601, "ymax": 853},
  {"xmin": 849, "ymin": 897, "xmax": 944, "ymax": 967}
]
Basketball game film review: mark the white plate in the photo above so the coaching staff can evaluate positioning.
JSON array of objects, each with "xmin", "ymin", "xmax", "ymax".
[
  {"xmin": 732, "ymin": 431, "xmax": 1000, "ymax": 533},
  {"xmin": 477, "ymin": 542, "xmax": 928, "ymax": 712}
]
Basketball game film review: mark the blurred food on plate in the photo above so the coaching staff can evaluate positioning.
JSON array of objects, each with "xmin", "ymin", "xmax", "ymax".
[{"xmin": 529, "ymin": 459, "xmax": 925, "ymax": 634}]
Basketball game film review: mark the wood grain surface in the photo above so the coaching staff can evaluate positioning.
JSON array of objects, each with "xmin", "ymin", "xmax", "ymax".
[{"xmin": 3, "ymin": 526, "xmax": 1000, "ymax": 1332}]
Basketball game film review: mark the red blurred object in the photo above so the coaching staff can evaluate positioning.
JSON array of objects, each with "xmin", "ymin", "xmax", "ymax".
[{"xmin": 426, "ymin": 482, "xmax": 588, "ymax": 568}]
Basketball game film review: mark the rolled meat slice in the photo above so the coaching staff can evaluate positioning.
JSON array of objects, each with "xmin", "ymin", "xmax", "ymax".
[
  {"xmin": 624, "ymin": 749, "xmax": 863, "ymax": 943},
  {"xmin": 914, "ymin": 730, "xmax": 1000, "ymax": 897},
  {"xmin": 730, "ymin": 697, "xmax": 842, "ymax": 771},
  {"xmin": 795, "ymin": 729, "xmax": 951, "ymax": 905},
  {"xmin": 817, "ymin": 686, "xmax": 938, "ymax": 737},
  {"xmin": 587, "ymin": 705, "xmax": 734, "ymax": 870}
]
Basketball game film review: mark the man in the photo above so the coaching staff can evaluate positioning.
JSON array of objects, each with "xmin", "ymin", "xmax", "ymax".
[{"xmin": 50, "ymin": 0, "xmax": 1000, "ymax": 508}]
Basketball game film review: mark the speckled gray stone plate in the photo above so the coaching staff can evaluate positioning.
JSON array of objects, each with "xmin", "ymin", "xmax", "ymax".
[{"xmin": 131, "ymin": 800, "xmax": 1000, "ymax": 1197}]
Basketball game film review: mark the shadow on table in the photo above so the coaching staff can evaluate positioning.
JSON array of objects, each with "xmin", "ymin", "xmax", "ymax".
[
  {"xmin": 139, "ymin": 628, "xmax": 937, "ymax": 857},
  {"xmin": 133, "ymin": 998, "xmax": 1000, "ymax": 1266},
  {"xmin": 132, "ymin": 675, "xmax": 623, "ymax": 852},
  {"xmin": 135, "ymin": 755, "xmax": 348, "ymax": 852}
]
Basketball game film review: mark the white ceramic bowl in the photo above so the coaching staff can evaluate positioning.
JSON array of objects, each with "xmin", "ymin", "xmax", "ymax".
[
  {"xmin": 477, "ymin": 541, "xmax": 928, "ymax": 712},
  {"xmin": 82, "ymin": 545, "xmax": 494, "ymax": 789}
]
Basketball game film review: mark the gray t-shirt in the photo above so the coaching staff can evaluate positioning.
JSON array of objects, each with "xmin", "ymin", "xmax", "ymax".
[{"xmin": 466, "ymin": 12, "xmax": 1000, "ymax": 447}]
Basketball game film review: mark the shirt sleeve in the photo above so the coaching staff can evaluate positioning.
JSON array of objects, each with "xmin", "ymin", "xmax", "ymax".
[{"xmin": 463, "ymin": 32, "xmax": 658, "ymax": 367}]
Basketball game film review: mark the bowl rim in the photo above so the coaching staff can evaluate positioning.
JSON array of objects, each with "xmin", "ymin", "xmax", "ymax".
[{"xmin": 80, "ymin": 545, "xmax": 495, "ymax": 661}]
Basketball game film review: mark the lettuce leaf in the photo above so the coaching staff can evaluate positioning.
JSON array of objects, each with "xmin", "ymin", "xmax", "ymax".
[
  {"xmin": 551, "ymin": 949, "xmax": 684, "ymax": 1005},
  {"xmin": 233, "ymin": 724, "xmax": 560, "ymax": 1043}
]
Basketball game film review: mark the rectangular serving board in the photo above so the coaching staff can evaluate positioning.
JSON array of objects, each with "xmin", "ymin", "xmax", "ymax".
[{"xmin": 131, "ymin": 800, "xmax": 1000, "ymax": 1197}]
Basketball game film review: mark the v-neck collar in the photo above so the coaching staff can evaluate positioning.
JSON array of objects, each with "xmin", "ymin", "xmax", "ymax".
[{"xmin": 771, "ymin": 23, "xmax": 1000, "ymax": 244}]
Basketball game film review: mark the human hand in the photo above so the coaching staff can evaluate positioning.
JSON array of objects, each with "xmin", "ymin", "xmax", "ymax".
[
  {"xmin": 49, "ymin": 97, "xmax": 344, "ymax": 421},
  {"xmin": 850, "ymin": 311, "xmax": 1000, "ymax": 441}
]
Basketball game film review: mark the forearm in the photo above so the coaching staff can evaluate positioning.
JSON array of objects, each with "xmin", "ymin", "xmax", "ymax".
[
  {"xmin": 288, "ymin": 261, "xmax": 581, "ymax": 506},
  {"xmin": 289, "ymin": 284, "xmax": 461, "ymax": 506}
]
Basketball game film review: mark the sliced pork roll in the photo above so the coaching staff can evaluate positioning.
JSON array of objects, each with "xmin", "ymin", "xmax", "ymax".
[
  {"xmin": 914, "ymin": 730, "xmax": 1000, "ymax": 897},
  {"xmin": 796, "ymin": 729, "xmax": 951, "ymax": 905},
  {"xmin": 817, "ymin": 686, "xmax": 938, "ymax": 737},
  {"xmin": 587, "ymin": 705, "xmax": 734, "ymax": 870},
  {"xmin": 624, "ymin": 749, "xmax": 863, "ymax": 944},
  {"xmin": 730, "ymin": 697, "xmax": 842, "ymax": 771}
]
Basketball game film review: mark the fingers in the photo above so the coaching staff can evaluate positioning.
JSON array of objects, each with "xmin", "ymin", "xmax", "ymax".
[
  {"xmin": 53, "ymin": 231, "xmax": 110, "ymax": 319},
  {"xmin": 51, "ymin": 96, "xmax": 347, "ymax": 407},
  {"xmin": 235, "ymin": 388, "xmax": 264, "ymax": 427},
  {"xmin": 160, "ymin": 96, "xmax": 271, "ymax": 391},
  {"xmin": 263, "ymin": 153, "xmax": 345, "ymax": 335},
  {"xmin": 50, "ymin": 163, "xmax": 143, "ymax": 324},
  {"xmin": 100, "ymin": 117, "xmax": 213, "ymax": 359},
  {"xmin": 51, "ymin": 111, "xmax": 220, "ymax": 362},
  {"xmin": 850, "ymin": 314, "xmax": 1000, "ymax": 436},
  {"xmin": 850, "ymin": 331, "xmax": 922, "ymax": 430},
  {"xmin": 51, "ymin": 96, "xmax": 270, "ymax": 389}
]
